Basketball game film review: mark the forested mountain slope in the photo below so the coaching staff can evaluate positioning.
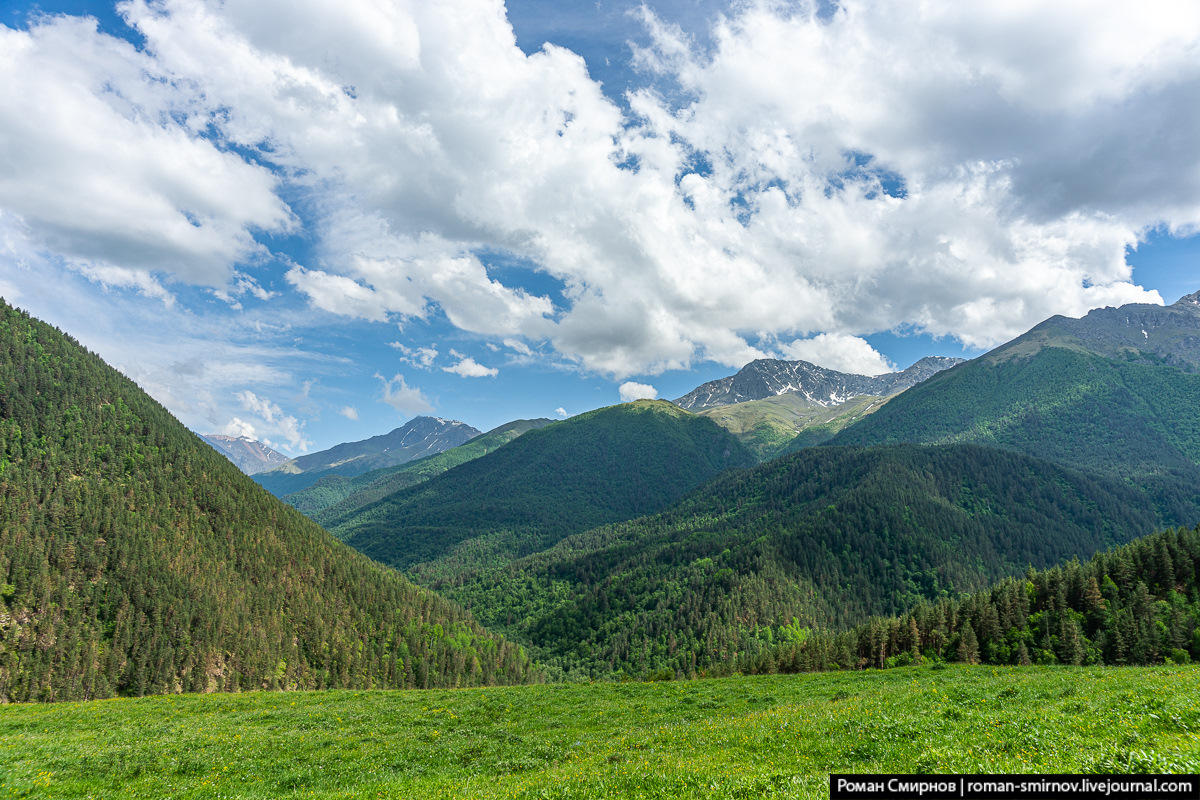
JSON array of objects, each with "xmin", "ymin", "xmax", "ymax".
[
  {"xmin": 832, "ymin": 348, "xmax": 1200, "ymax": 524},
  {"xmin": 831, "ymin": 293, "xmax": 1200, "ymax": 524},
  {"xmin": 286, "ymin": 418, "xmax": 555, "ymax": 521},
  {"xmin": 732, "ymin": 524, "xmax": 1200, "ymax": 674},
  {"xmin": 0, "ymin": 300, "xmax": 537, "ymax": 702},
  {"xmin": 441, "ymin": 443, "xmax": 1160, "ymax": 679},
  {"xmin": 332, "ymin": 400, "xmax": 757, "ymax": 578}
]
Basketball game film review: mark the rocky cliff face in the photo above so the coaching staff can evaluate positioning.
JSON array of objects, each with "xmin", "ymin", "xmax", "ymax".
[
  {"xmin": 201, "ymin": 434, "xmax": 289, "ymax": 474},
  {"xmin": 673, "ymin": 355, "xmax": 964, "ymax": 411}
]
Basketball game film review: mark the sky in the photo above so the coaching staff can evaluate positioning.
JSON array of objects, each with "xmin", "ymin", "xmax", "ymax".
[{"xmin": 1, "ymin": 0, "xmax": 1197, "ymax": 455}]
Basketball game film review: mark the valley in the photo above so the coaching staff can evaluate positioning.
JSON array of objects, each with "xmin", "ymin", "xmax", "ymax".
[
  {"xmin": 5, "ymin": 1, "xmax": 1200, "ymax": 795},
  {"xmin": 2, "ymin": 292, "xmax": 1200, "ymax": 793}
]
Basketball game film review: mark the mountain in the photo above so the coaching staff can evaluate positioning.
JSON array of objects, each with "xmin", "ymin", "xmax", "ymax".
[
  {"xmin": 200, "ymin": 433, "xmax": 288, "ymax": 474},
  {"xmin": 284, "ymin": 418, "xmax": 556, "ymax": 520},
  {"xmin": 832, "ymin": 292, "xmax": 1200, "ymax": 525},
  {"xmin": 999, "ymin": 289, "xmax": 1200, "ymax": 369},
  {"xmin": 330, "ymin": 400, "xmax": 758, "ymax": 578},
  {"xmin": 254, "ymin": 416, "xmax": 482, "ymax": 497},
  {"xmin": 673, "ymin": 355, "xmax": 963, "ymax": 411},
  {"xmin": 696, "ymin": 393, "xmax": 891, "ymax": 461},
  {"xmin": 0, "ymin": 300, "xmax": 536, "ymax": 702},
  {"xmin": 443, "ymin": 443, "xmax": 1160, "ymax": 679}
]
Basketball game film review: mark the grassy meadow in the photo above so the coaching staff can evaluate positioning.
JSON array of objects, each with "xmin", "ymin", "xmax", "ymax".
[{"xmin": 1, "ymin": 665, "xmax": 1198, "ymax": 799}]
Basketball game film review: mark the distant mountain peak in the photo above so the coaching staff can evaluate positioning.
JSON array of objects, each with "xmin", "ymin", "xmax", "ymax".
[
  {"xmin": 673, "ymin": 355, "xmax": 963, "ymax": 411},
  {"xmin": 1174, "ymin": 290, "xmax": 1200, "ymax": 308},
  {"xmin": 201, "ymin": 433, "xmax": 288, "ymax": 475},
  {"xmin": 254, "ymin": 415, "xmax": 482, "ymax": 497}
]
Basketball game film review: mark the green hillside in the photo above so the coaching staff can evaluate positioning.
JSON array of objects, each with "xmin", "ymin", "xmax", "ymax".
[
  {"xmin": 0, "ymin": 300, "xmax": 537, "ymax": 702},
  {"xmin": 332, "ymin": 400, "xmax": 757, "ymax": 578},
  {"xmin": 285, "ymin": 418, "xmax": 554, "ymax": 522},
  {"xmin": 698, "ymin": 393, "xmax": 890, "ymax": 460},
  {"xmin": 443, "ymin": 443, "xmax": 1159, "ymax": 679},
  {"xmin": 735, "ymin": 524, "xmax": 1200, "ymax": 675},
  {"xmin": 831, "ymin": 347, "xmax": 1200, "ymax": 524}
]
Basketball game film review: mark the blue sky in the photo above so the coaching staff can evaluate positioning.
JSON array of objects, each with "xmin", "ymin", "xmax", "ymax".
[{"xmin": 1, "ymin": 0, "xmax": 1197, "ymax": 454}]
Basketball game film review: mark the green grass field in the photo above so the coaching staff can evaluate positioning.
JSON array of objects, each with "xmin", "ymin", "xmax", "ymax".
[{"xmin": 2, "ymin": 665, "xmax": 1198, "ymax": 799}]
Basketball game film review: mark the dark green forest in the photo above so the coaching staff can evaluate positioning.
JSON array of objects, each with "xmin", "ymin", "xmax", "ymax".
[
  {"xmin": 333, "ymin": 400, "xmax": 758, "ymax": 578},
  {"xmin": 0, "ymin": 301, "xmax": 537, "ymax": 702},
  {"xmin": 439, "ymin": 443, "xmax": 1161, "ymax": 679},
  {"xmin": 731, "ymin": 524, "xmax": 1200, "ymax": 675}
]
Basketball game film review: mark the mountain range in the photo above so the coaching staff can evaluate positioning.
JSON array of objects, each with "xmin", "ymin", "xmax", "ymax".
[
  {"xmin": 254, "ymin": 415, "xmax": 481, "ymax": 497},
  {"xmin": 200, "ymin": 433, "xmax": 288, "ymax": 474},
  {"xmin": 672, "ymin": 355, "xmax": 963, "ymax": 410},
  {"xmin": 330, "ymin": 400, "xmax": 758, "ymax": 579},
  {"xmin": 306, "ymin": 290, "xmax": 1200, "ymax": 678},
  {"xmin": 289, "ymin": 418, "xmax": 556, "ymax": 521},
  {"xmin": 445, "ymin": 442, "xmax": 1160, "ymax": 677},
  {"xmin": 3, "ymin": 287, "xmax": 1199, "ymax": 698},
  {"xmin": 832, "ymin": 291, "xmax": 1200, "ymax": 524}
]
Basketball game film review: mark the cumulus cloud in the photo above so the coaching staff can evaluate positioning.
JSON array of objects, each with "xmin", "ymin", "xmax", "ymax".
[
  {"xmin": 374, "ymin": 372, "xmax": 433, "ymax": 416},
  {"xmin": 618, "ymin": 381, "xmax": 658, "ymax": 402},
  {"xmin": 220, "ymin": 417, "xmax": 257, "ymax": 439},
  {"xmin": 0, "ymin": 14, "xmax": 293, "ymax": 286},
  {"xmin": 235, "ymin": 390, "xmax": 310, "ymax": 452},
  {"xmin": 338, "ymin": 406, "xmax": 359, "ymax": 420},
  {"xmin": 443, "ymin": 354, "xmax": 499, "ymax": 378},
  {"xmin": 555, "ymin": 406, "xmax": 569, "ymax": 418},
  {"xmin": 780, "ymin": 334, "xmax": 895, "ymax": 376},
  {"xmin": 4, "ymin": 0, "xmax": 1196, "ymax": 381}
]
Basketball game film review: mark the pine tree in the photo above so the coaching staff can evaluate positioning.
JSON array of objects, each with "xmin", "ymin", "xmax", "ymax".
[{"xmin": 957, "ymin": 624, "xmax": 980, "ymax": 665}]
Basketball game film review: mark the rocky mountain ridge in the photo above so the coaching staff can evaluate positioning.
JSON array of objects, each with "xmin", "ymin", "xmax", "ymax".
[
  {"xmin": 990, "ymin": 290, "xmax": 1200, "ymax": 369},
  {"xmin": 254, "ymin": 415, "xmax": 482, "ymax": 497},
  {"xmin": 673, "ymin": 355, "xmax": 964, "ymax": 411}
]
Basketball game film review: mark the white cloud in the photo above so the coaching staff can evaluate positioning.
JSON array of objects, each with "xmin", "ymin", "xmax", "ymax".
[
  {"xmin": 235, "ymin": 390, "xmax": 310, "ymax": 452},
  {"xmin": 4, "ymin": 0, "xmax": 1196, "ymax": 381},
  {"xmin": 443, "ymin": 355, "xmax": 498, "ymax": 378},
  {"xmin": 555, "ymin": 406, "xmax": 568, "ymax": 418},
  {"xmin": 213, "ymin": 272, "xmax": 276, "ymax": 309},
  {"xmin": 220, "ymin": 417, "xmax": 257, "ymax": 439},
  {"xmin": 0, "ymin": 14, "xmax": 293, "ymax": 286},
  {"xmin": 338, "ymin": 405, "xmax": 359, "ymax": 420},
  {"xmin": 780, "ymin": 334, "xmax": 895, "ymax": 376},
  {"xmin": 389, "ymin": 341, "xmax": 439, "ymax": 369},
  {"xmin": 618, "ymin": 381, "xmax": 658, "ymax": 402},
  {"xmin": 504, "ymin": 338, "xmax": 533, "ymax": 356},
  {"xmin": 374, "ymin": 372, "xmax": 433, "ymax": 416},
  {"xmin": 285, "ymin": 267, "xmax": 390, "ymax": 322},
  {"xmin": 70, "ymin": 260, "xmax": 175, "ymax": 307}
]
